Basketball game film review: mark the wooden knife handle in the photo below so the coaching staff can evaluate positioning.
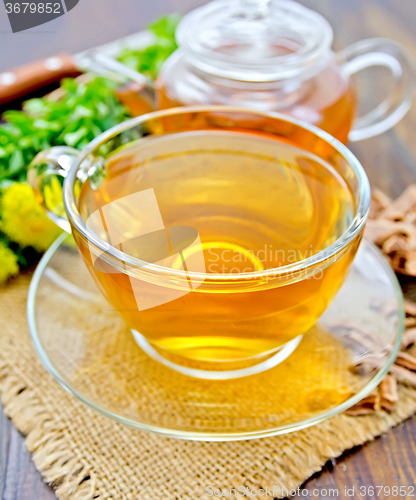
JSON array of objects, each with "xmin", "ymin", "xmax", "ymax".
[{"xmin": 0, "ymin": 54, "xmax": 81, "ymax": 105}]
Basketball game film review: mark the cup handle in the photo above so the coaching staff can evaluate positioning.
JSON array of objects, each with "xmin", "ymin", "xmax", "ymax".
[
  {"xmin": 27, "ymin": 146, "xmax": 79, "ymax": 234},
  {"xmin": 339, "ymin": 38, "xmax": 414, "ymax": 142}
]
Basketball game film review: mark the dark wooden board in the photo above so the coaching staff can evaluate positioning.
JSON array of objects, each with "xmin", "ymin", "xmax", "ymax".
[
  {"xmin": 1, "ymin": 0, "xmax": 416, "ymax": 498},
  {"xmin": 0, "ymin": 409, "xmax": 56, "ymax": 500}
]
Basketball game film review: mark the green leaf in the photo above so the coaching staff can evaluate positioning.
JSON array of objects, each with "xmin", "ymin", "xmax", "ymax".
[
  {"xmin": 118, "ymin": 14, "xmax": 179, "ymax": 79},
  {"xmin": 148, "ymin": 14, "xmax": 180, "ymax": 39},
  {"xmin": 23, "ymin": 98, "xmax": 47, "ymax": 115},
  {"xmin": 73, "ymin": 105, "xmax": 94, "ymax": 119},
  {"xmin": 33, "ymin": 118, "xmax": 62, "ymax": 131},
  {"xmin": 0, "ymin": 179, "xmax": 15, "ymax": 190},
  {"xmin": 0, "ymin": 13, "xmax": 177, "ymax": 187},
  {"xmin": 8, "ymin": 149, "xmax": 24, "ymax": 174},
  {"xmin": 3, "ymin": 110, "xmax": 34, "ymax": 133},
  {"xmin": 63, "ymin": 127, "xmax": 89, "ymax": 147}
]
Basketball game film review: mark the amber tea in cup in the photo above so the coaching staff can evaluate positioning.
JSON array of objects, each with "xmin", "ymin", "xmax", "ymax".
[{"xmin": 29, "ymin": 107, "xmax": 370, "ymax": 368}]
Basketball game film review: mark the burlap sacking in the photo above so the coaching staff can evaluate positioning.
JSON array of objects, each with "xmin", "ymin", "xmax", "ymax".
[{"xmin": 1, "ymin": 274, "xmax": 416, "ymax": 500}]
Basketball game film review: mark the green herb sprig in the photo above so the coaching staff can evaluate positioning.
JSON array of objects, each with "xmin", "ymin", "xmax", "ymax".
[
  {"xmin": 0, "ymin": 14, "xmax": 180, "ymax": 284},
  {"xmin": 117, "ymin": 14, "xmax": 180, "ymax": 80},
  {"xmin": 0, "ymin": 77, "xmax": 130, "ymax": 189}
]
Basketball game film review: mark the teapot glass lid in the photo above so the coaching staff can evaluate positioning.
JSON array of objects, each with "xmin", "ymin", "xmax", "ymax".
[{"xmin": 176, "ymin": 0, "xmax": 334, "ymax": 82}]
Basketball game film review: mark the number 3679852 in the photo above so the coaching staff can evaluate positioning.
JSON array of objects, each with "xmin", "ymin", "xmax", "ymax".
[{"xmin": 5, "ymin": 3, "xmax": 62, "ymax": 14}]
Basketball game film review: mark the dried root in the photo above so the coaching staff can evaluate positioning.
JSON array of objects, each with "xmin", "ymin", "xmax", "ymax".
[
  {"xmin": 346, "ymin": 187, "xmax": 416, "ymax": 415},
  {"xmin": 366, "ymin": 185, "xmax": 416, "ymax": 276}
]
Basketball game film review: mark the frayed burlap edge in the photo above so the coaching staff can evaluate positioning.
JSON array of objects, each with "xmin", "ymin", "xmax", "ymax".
[
  {"xmin": 0, "ymin": 364, "xmax": 96, "ymax": 500},
  {"xmin": 2, "ymin": 355, "xmax": 416, "ymax": 499}
]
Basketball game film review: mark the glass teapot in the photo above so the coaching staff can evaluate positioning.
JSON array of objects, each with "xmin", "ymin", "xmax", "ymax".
[{"xmin": 152, "ymin": 0, "xmax": 413, "ymax": 144}]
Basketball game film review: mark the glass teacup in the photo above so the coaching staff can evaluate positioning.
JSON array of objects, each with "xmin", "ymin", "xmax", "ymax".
[{"xmin": 29, "ymin": 106, "xmax": 370, "ymax": 375}]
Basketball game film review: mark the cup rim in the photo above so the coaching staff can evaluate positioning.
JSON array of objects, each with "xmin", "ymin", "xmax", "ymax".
[{"xmin": 64, "ymin": 105, "xmax": 371, "ymax": 281}]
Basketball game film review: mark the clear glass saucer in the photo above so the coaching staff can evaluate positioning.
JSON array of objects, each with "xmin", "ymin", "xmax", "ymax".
[{"xmin": 27, "ymin": 234, "xmax": 404, "ymax": 441}]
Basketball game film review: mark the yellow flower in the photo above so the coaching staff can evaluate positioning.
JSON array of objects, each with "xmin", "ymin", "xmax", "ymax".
[
  {"xmin": 43, "ymin": 175, "xmax": 65, "ymax": 217},
  {"xmin": 1, "ymin": 183, "xmax": 61, "ymax": 252},
  {"xmin": 0, "ymin": 240, "xmax": 19, "ymax": 285}
]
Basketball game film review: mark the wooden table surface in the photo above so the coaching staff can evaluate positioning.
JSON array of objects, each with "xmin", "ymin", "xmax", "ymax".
[{"xmin": 1, "ymin": 0, "xmax": 416, "ymax": 498}]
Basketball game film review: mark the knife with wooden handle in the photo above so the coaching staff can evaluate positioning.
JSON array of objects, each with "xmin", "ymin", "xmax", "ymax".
[
  {"xmin": 0, "ymin": 54, "xmax": 81, "ymax": 105},
  {"xmin": 0, "ymin": 30, "xmax": 154, "ymax": 107}
]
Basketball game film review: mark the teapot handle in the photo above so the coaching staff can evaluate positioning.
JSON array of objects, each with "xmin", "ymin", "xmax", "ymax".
[{"xmin": 339, "ymin": 38, "xmax": 414, "ymax": 142}]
